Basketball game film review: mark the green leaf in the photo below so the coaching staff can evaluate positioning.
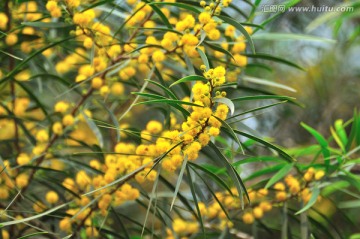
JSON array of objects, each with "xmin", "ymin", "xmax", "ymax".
[
  {"xmin": 322, "ymin": 180, "xmax": 350, "ymax": 197},
  {"xmin": 135, "ymin": 99, "xmax": 203, "ymax": 108},
  {"xmin": 21, "ymin": 21, "xmax": 73, "ymax": 28},
  {"xmin": 18, "ymin": 232, "xmax": 49, "ymax": 239},
  {"xmin": 265, "ymin": 163, "xmax": 295, "ymax": 188},
  {"xmin": 213, "ymin": 115, "xmax": 243, "ymax": 152},
  {"xmin": 0, "ymin": 203, "xmax": 68, "ymax": 227},
  {"xmin": 231, "ymin": 95, "xmax": 296, "ymax": 103},
  {"xmin": 146, "ymin": 2, "xmax": 173, "ymax": 29},
  {"xmin": 243, "ymin": 53, "xmax": 305, "ymax": 71},
  {"xmin": 170, "ymin": 156, "xmax": 188, "ymax": 210},
  {"xmin": 204, "ymin": 42, "xmax": 235, "ymax": 60},
  {"xmin": 241, "ymin": 75, "xmax": 297, "ymax": 92},
  {"xmin": 169, "ymin": 75, "xmax": 207, "ymax": 88},
  {"xmin": 145, "ymin": 79, "xmax": 178, "ymax": 100},
  {"xmin": 197, "ymin": 48, "xmax": 210, "ymax": 70},
  {"xmin": 347, "ymin": 110, "xmax": 360, "ymax": 151},
  {"xmin": 301, "ymin": 122, "xmax": 330, "ymax": 166},
  {"xmin": 295, "ymin": 187, "xmax": 320, "ymax": 215},
  {"xmin": 233, "ymin": 129, "xmax": 295, "ymax": 162},
  {"xmin": 334, "ymin": 119, "xmax": 348, "ymax": 147},
  {"xmin": 217, "ymin": 15, "xmax": 255, "ymax": 54},
  {"xmin": 338, "ymin": 200, "xmax": 360, "ymax": 209},
  {"xmin": 206, "ymin": 142, "xmax": 249, "ymax": 207},
  {"xmin": 186, "ymin": 166, "xmax": 206, "ymax": 238},
  {"xmin": 188, "ymin": 162, "xmax": 233, "ymax": 196},
  {"xmin": 82, "ymin": 113, "xmax": 104, "ymax": 148},
  {"xmin": 148, "ymin": 2, "xmax": 201, "ymax": 14},
  {"xmin": 251, "ymin": 33, "xmax": 336, "ymax": 43},
  {"xmin": 159, "ymin": 175, "xmax": 198, "ymax": 219},
  {"xmin": 227, "ymin": 101, "xmax": 287, "ymax": 120},
  {"xmin": 350, "ymin": 234, "xmax": 360, "ymax": 239},
  {"xmin": 132, "ymin": 92, "xmax": 166, "ymax": 100}
]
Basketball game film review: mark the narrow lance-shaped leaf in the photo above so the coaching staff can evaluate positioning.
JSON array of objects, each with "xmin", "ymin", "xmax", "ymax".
[
  {"xmin": 217, "ymin": 15, "xmax": 256, "ymax": 54},
  {"xmin": 206, "ymin": 142, "xmax": 249, "ymax": 206},
  {"xmin": 301, "ymin": 122, "xmax": 330, "ymax": 167},
  {"xmin": 169, "ymin": 75, "xmax": 207, "ymax": 88},
  {"xmin": 243, "ymin": 53, "xmax": 305, "ymax": 71},
  {"xmin": 233, "ymin": 129, "xmax": 295, "ymax": 162},
  {"xmin": 170, "ymin": 156, "xmax": 189, "ymax": 211},
  {"xmin": 197, "ymin": 47, "xmax": 210, "ymax": 70},
  {"xmin": 295, "ymin": 187, "xmax": 320, "ymax": 215},
  {"xmin": 265, "ymin": 163, "xmax": 295, "ymax": 188},
  {"xmin": 82, "ymin": 112, "xmax": 104, "ymax": 148},
  {"xmin": 186, "ymin": 165, "xmax": 206, "ymax": 238}
]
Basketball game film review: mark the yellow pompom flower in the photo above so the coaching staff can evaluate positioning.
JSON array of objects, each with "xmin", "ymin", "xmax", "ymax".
[
  {"xmin": 62, "ymin": 114, "xmax": 75, "ymax": 126},
  {"xmin": 1, "ymin": 230, "xmax": 9, "ymax": 239},
  {"xmin": 198, "ymin": 12, "xmax": 211, "ymax": 24},
  {"xmin": 0, "ymin": 187, "xmax": 9, "ymax": 200},
  {"xmin": 111, "ymin": 82, "xmax": 125, "ymax": 95},
  {"xmin": 152, "ymin": 50, "xmax": 165, "ymax": 62},
  {"xmin": 233, "ymin": 54, "xmax": 247, "ymax": 67},
  {"xmin": 16, "ymin": 173, "xmax": 29, "ymax": 188},
  {"xmin": 46, "ymin": 191, "xmax": 59, "ymax": 204},
  {"xmin": 54, "ymin": 101, "xmax": 69, "ymax": 114},
  {"xmin": 17, "ymin": 153, "xmax": 31, "ymax": 165},
  {"xmin": 253, "ymin": 207, "xmax": 264, "ymax": 219},
  {"xmin": 315, "ymin": 170, "xmax": 325, "ymax": 180},
  {"xmin": 59, "ymin": 218, "xmax": 71, "ymax": 232},
  {"xmin": 146, "ymin": 120, "xmax": 163, "ymax": 134},
  {"xmin": 83, "ymin": 37, "xmax": 93, "ymax": 49},
  {"xmin": 100, "ymin": 85, "xmax": 109, "ymax": 96},
  {"xmin": 52, "ymin": 122, "xmax": 63, "ymax": 135},
  {"xmin": 242, "ymin": 212, "xmax": 254, "ymax": 224},
  {"xmin": 46, "ymin": 1, "xmax": 58, "ymax": 11},
  {"xmin": 36, "ymin": 129, "xmax": 49, "ymax": 142},
  {"xmin": 209, "ymin": 127, "xmax": 220, "ymax": 136},
  {"xmin": 0, "ymin": 13, "xmax": 9, "ymax": 30},
  {"xmin": 91, "ymin": 77, "xmax": 103, "ymax": 89},
  {"xmin": 5, "ymin": 33, "xmax": 18, "ymax": 46}
]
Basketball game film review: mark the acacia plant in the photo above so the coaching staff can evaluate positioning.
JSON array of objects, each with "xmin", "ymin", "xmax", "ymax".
[{"xmin": 0, "ymin": 0, "xmax": 360, "ymax": 239}]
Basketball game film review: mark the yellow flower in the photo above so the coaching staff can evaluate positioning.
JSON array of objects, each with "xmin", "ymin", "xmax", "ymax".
[
  {"xmin": 46, "ymin": 1, "xmax": 58, "ymax": 12},
  {"xmin": 209, "ymin": 127, "xmax": 220, "ymax": 136},
  {"xmin": 111, "ymin": 82, "xmax": 125, "ymax": 95},
  {"xmin": 198, "ymin": 12, "xmax": 211, "ymax": 24},
  {"xmin": 152, "ymin": 50, "xmax": 165, "ymax": 62},
  {"xmin": 17, "ymin": 153, "xmax": 31, "ymax": 165},
  {"xmin": 315, "ymin": 170, "xmax": 325, "ymax": 180},
  {"xmin": 5, "ymin": 33, "xmax": 18, "ymax": 46},
  {"xmin": 0, "ymin": 13, "xmax": 9, "ymax": 30},
  {"xmin": 54, "ymin": 101, "xmax": 69, "ymax": 114},
  {"xmin": 59, "ymin": 218, "xmax": 71, "ymax": 232},
  {"xmin": 242, "ymin": 212, "xmax": 254, "ymax": 224},
  {"xmin": 146, "ymin": 120, "xmax": 163, "ymax": 134},
  {"xmin": 91, "ymin": 77, "xmax": 103, "ymax": 89},
  {"xmin": 52, "ymin": 122, "xmax": 63, "ymax": 135},
  {"xmin": 0, "ymin": 187, "xmax": 9, "ymax": 200},
  {"xmin": 62, "ymin": 114, "xmax": 75, "ymax": 126},
  {"xmin": 253, "ymin": 207, "xmax": 263, "ymax": 219},
  {"xmin": 232, "ymin": 54, "xmax": 247, "ymax": 67},
  {"xmin": 36, "ymin": 129, "xmax": 49, "ymax": 142},
  {"xmin": 46, "ymin": 191, "xmax": 59, "ymax": 204},
  {"xmin": 83, "ymin": 37, "xmax": 93, "ymax": 49},
  {"xmin": 16, "ymin": 173, "xmax": 29, "ymax": 188}
]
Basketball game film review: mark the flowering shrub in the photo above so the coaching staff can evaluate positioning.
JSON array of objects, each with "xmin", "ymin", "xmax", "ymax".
[{"xmin": 0, "ymin": 0, "xmax": 360, "ymax": 238}]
